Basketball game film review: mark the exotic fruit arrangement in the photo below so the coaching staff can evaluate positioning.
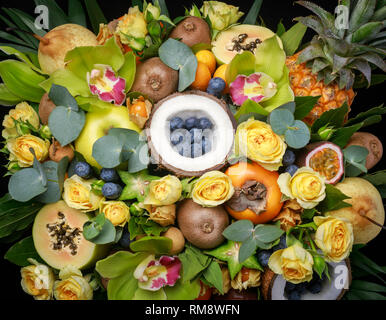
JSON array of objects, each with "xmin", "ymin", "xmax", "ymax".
[{"xmin": 0, "ymin": 0, "xmax": 385, "ymax": 301}]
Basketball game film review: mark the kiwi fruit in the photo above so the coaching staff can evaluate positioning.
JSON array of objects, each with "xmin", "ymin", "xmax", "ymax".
[
  {"xmin": 345, "ymin": 132, "xmax": 383, "ymax": 170},
  {"xmin": 170, "ymin": 17, "xmax": 211, "ymax": 47},
  {"xmin": 39, "ymin": 93, "xmax": 56, "ymax": 125},
  {"xmin": 177, "ymin": 199, "xmax": 229, "ymax": 249},
  {"xmin": 162, "ymin": 227, "xmax": 185, "ymax": 255},
  {"xmin": 49, "ymin": 140, "xmax": 74, "ymax": 163},
  {"xmin": 130, "ymin": 57, "xmax": 178, "ymax": 102}
]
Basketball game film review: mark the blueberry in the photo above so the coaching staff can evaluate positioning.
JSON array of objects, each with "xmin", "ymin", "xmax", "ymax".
[
  {"xmin": 207, "ymin": 88, "xmax": 220, "ymax": 98},
  {"xmin": 284, "ymin": 281, "xmax": 297, "ymax": 294},
  {"xmin": 285, "ymin": 164, "xmax": 299, "ymax": 176},
  {"xmin": 307, "ymin": 282, "xmax": 322, "ymax": 294},
  {"xmin": 207, "ymin": 77, "xmax": 226, "ymax": 93},
  {"xmin": 202, "ymin": 136, "xmax": 212, "ymax": 154},
  {"xmin": 175, "ymin": 142, "xmax": 191, "ymax": 157},
  {"xmin": 287, "ymin": 290, "xmax": 301, "ymax": 300},
  {"xmin": 100, "ymin": 168, "xmax": 119, "ymax": 182},
  {"xmin": 102, "ymin": 182, "xmax": 122, "ymax": 199},
  {"xmin": 191, "ymin": 142, "xmax": 203, "ymax": 158},
  {"xmin": 283, "ymin": 149, "xmax": 296, "ymax": 166},
  {"xmin": 119, "ymin": 227, "xmax": 132, "ymax": 249},
  {"xmin": 185, "ymin": 117, "xmax": 198, "ymax": 131},
  {"xmin": 257, "ymin": 250, "xmax": 272, "ymax": 268},
  {"xmin": 74, "ymin": 161, "xmax": 92, "ymax": 179},
  {"xmin": 197, "ymin": 117, "xmax": 213, "ymax": 130},
  {"xmin": 272, "ymin": 234, "xmax": 287, "ymax": 251},
  {"xmin": 295, "ymin": 282, "xmax": 307, "ymax": 294},
  {"xmin": 190, "ymin": 128, "xmax": 203, "ymax": 144},
  {"xmin": 170, "ymin": 130, "xmax": 184, "ymax": 145},
  {"xmin": 170, "ymin": 117, "xmax": 184, "ymax": 131}
]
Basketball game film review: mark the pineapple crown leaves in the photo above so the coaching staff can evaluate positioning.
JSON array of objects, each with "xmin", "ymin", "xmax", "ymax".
[{"xmin": 295, "ymin": 0, "xmax": 386, "ymax": 90}]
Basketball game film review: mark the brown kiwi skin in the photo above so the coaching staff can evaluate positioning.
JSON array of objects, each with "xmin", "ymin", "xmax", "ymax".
[
  {"xmin": 177, "ymin": 199, "xmax": 229, "ymax": 249},
  {"xmin": 130, "ymin": 57, "xmax": 178, "ymax": 103},
  {"xmin": 39, "ymin": 93, "xmax": 56, "ymax": 125},
  {"xmin": 49, "ymin": 140, "xmax": 74, "ymax": 163},
  {"xmin": 169, "ymin": 16, "xmax": 211, "ymax": 47},
  {"xmin": 345, "ymin": 132, "xmax": 383, "ymax": 170}
]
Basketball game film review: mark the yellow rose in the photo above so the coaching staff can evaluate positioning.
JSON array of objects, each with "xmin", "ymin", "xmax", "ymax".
[
  {"xmin": 63, "ymin": 175, "xmax": 103, "ymax": 212},
  {"xmin": 117, "ymin": 6, "xmax": 148, "ymax": 49},
  {"xmin": 7, "ymin": 134, "xmax": 49, "ymax": 167},
  {"xmin": 100, "ymin": 200, "xmax": 130, "ymax": 227},
  {"xmin": 314, "ymin": 216, "xmax": 354, "ymax": 262},
  {"xmin": 200, "ymin": 1, "xmax": 244, "ymax": 31},
  {"xmin": 192, "ymin": 171, "xmax": 234, "ymax": 207},
  {"xmin": 54, "ymin": 266, "xmax": 93, "ymax": 300},
  {"xmin": 278, "ymin": 167, "xmax": 326, "ymax": 209},
  {"xmin": 144, "ymin": 175, "xmax": 182, "ymax": 206},
  {"xmin": 236, "ymin": 118, "xmax": 286, "ymax": 171},
  {"xmin": 268, "ymin": 243, "xmax": 314, "ymax": 284},
  {"xmin": 2, "ymin": 102, "xmax": 40, "ymax": 139},
  {"xmin": 149, "ymin": 204, "xmax": 176, "ymax": 227},
  {"xmin": 20, "ymin": 259, "xmax": 55, "ymax": 300}
]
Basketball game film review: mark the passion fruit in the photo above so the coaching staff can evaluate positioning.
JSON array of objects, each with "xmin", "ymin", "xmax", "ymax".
[{"xmin": 297, "ymin": 142, "xmax": 344, "ymax": 184}]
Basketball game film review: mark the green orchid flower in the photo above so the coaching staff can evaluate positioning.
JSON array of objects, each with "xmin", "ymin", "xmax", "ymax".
[
  {"xmin": 40, "ymin": 37, "xmax": 136, "ymax": 112},
  {"xmin": 226, "ymin": 36, "xmax": 294, "ymax": 117}
]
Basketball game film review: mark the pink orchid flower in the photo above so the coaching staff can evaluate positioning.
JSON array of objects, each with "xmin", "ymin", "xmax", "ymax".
[
  {"xmin": 87, "ymin": 64, "xmax": 126, "ymax": 105},
  {"xmin": 134, "ymin": 254, "xmax": 181, "ymax": 291},
  {"xmin": 230, "ymin": 72, "xmax": 277, "ymax": 106}
]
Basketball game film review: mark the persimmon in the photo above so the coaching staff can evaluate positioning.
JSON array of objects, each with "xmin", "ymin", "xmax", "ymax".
[{"xmin": 225, "ymin": 162, "xmax": 283, "ymax": 224}]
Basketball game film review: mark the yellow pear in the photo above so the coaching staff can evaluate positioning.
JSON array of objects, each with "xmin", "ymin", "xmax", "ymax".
[
  {"xmin": 38, "ymin": 24, "xmax": 98, "ymax": 74},
  {"xmin": 326, "ymin": 177, "xmax": 385, "ymax": 244}
]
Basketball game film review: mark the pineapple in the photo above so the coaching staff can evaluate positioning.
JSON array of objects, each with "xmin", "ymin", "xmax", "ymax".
[{"xmin": 286, "ymin": 0, "xmax": 386, "ymax": 125}]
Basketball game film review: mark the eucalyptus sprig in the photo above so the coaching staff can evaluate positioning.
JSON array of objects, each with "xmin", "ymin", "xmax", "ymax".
[{"xmin": 222, "ymin": 220, "xmax": 284, "ymax": 263}]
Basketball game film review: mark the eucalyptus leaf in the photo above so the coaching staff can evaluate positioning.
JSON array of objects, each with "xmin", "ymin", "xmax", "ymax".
[
  {"xmin": 239, "ymin": 236, "xmax": 257, "ymax": 263},
  {"xmin": 8, "ymin": 168, "xmax": 47, "ymax": 202},
  {"xmin": 269, "ymin": 109, "xmax": 295, "ymax": 135},
  {"xmin": 344, "ymin": 145, "xmax": 369, "ymax": 177},
  {"xmin": 158, "ymin": 38, "xmax": 197, "ymax": 92},
  {"xmin": 222, "ymin": 219, "xmax": 254, "ymax": 242},
  {"xmin": 48, "ymin": 106, "xmax": 85, "ymax": 146},
  {"xmin": 254, "ymin": 224, "xmax": 284, "ymax": 243},
  {"xmin": 48, "ymin": 84, "xmax": 78, "ymax": 111},
  {"xmin": 86, "ymin": 219, "xmax": 116, "ymax": 245},
  {"xmin": 285, "ymin": 120, "xmax": 310, "ymax": 149}
]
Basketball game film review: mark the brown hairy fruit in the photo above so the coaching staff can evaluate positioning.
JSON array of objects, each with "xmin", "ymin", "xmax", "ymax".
[
  {"xmin": 177, "ymin": 199, "xmax": 229, "ymax": 249},
  {"xmin": 39, "ymin": 93, "xmax": 56, "ymax": 125},
  {"xmin": 49, "ymin": 140, "xmax": 74, "ymax": 163},
  {"xmin": 130, "ymin": 57, "xmax": 178, "ymax": 102},
  {"xmin": 345, "ymin": 132, "xmax": 383, "ymax": 170},
  {"xmin": 169, "ymin": 17, "xmax": 211, "ymax": 47}
]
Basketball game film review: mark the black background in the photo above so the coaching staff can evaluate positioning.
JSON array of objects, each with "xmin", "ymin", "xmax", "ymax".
[{"xmin": 0, "ymin": 0, "xmax": 384, "ymax": 302}]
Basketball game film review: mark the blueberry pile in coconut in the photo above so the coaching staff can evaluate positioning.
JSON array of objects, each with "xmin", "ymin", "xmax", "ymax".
[{"xmin": 146, "ymin": 91, "xmax": 236, "ymax": 177}]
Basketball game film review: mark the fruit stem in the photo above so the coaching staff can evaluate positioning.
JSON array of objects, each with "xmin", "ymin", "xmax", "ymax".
[
  {"xmin": 358, "ymin": 212, "xmax": 386, "ymax": 230},
  {"xmin": 6, "ymin": 27, "xmax": 49, "ymax": 45}
]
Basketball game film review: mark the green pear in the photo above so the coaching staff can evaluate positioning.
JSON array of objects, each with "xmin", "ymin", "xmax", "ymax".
[{"xmin": 38, "ymin": 24, "xmax": 98, "ymax": 74}]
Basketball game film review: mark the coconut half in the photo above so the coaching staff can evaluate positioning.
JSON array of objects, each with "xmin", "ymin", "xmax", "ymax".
[
  {"xmin": 146, "ymin": 91, "xmax": 236, "ymax": 177},
  {"xmin": 262, "ymin": 259, "xmax": 352, "ymax": 300}
]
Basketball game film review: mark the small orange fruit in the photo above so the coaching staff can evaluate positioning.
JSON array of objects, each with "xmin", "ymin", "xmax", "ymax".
[
  {"xmin": 195, "ymin": 50, "xmax": 216, "ymax": 75},
  {"xmin": 190, "ymin": 62, "xmax": 212, "ymax": 91},
  {"xmin": 213, "ymin": 64, "xmax": 229, "ymax": 93}
]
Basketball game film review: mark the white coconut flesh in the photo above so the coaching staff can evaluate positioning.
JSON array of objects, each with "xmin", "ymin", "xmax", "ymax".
[
  {"xmin": 270, "ymin": 260, "xmax": 351, "ymax": 300},
  {"xmin": 149, "ymin": 94, "xmax": 235, "ymax": 173}
]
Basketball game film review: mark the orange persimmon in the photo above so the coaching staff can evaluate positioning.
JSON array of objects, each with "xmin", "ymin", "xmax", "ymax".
[{"xmin": 225, "ymin": 162, "xmax": 283, "ymax": 224}]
